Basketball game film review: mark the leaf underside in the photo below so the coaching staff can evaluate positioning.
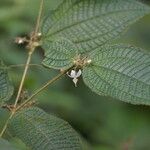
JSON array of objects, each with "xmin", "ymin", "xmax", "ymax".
[
  {"xmin": 42, "ymin": 38, "xmax": 77, "ymax": 70},
  {"xmin": 9, "ymin": 107, "xmax": 82, "ymax": 150},
  {"xmin": 42, "ymin": 0, "xmax": 150, "ymax": 53},
  {"xmin": 0, "ymin": 61, "xmax": 13, "ymax": 105},
  {"xmin": 83, "ymin": 44, "xmax": 150, "ymax": 105}
]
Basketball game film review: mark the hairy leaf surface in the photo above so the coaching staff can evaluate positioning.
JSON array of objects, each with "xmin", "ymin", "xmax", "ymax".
[
  {"xmin": 42, "ymin": 0, "xmax": 150, "ymax": 53},
  {"xmin": 9, "ymin": 107, "xmax": 82, "ymax": 150},
  {"xmin": 0, "ymin": 138, "xmax": 19, "ymax": 150},
  {"xmin": 83, "ymin": 44, "xmax": 150, "ymax": 105},
  {"xmin": 0, "ymin": 61, "xmax": 13, "ymax": 105},
  {"xmin": 42, "ymin": 38, "xmax": 77, "ymax": 69}
]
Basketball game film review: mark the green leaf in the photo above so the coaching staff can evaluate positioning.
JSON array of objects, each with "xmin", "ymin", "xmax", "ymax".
[
  {"xmin": 42, "ymin": 38, "xmax": 77, "ymax": 69},
  {"xmin": 9, "ymin": 107, "xmax": 82, "ymax": 150},
  {"xmin": 83, "ymin": 44, "xmax": 150, "ymax": 105},
  {"xmin": 0, "ymin": 138, "xmax": 19, "ymax": 150},
  {"xmin": 10, "ymin": 138, "xmax": 31, "ymax": 150},
  {"xmin": 42, "ymin": 0, "xmax": 150, "ymax": 53},
  {"xmin": 0, "ymin": 60, "xmax": 14, "ymax": 105}
]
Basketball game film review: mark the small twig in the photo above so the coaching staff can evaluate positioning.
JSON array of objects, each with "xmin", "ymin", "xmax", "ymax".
[
  {"xmin": 14, "ymin": 52, "xmax": 33, "ymax": 108},
  {"xmin": 0, "ymin": 113, "xmax": 14, "ymax": 137},
  {"xmin": 0, "ymin": 0, "xmax": 45, "ymax": 137},
  {"xmin": 0, "ymin": 52, "xmax": 33, "ymax": 138},
  {"xmin": 16, "ymin": 68, "xmax": 72, "ymax": 111},
  {"xmin": 34, "ymin": 0, "xmax": 44, "ymax": 36}
]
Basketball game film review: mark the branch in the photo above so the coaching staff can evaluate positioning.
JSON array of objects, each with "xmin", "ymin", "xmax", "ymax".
[
  {"xmin": 0, "ymin": 0, "xmax": 45, "ymax": 137},
  {"xmin": 16, "ymin": 67, "xmax": 72, "ymax": 111},
  {"xmin": 34, "ymin": 0, "xmax": 44, "ymax": 36}
]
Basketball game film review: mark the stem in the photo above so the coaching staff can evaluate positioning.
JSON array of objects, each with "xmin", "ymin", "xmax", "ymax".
[
  {"xmin": 0, "ymin": 52, "xmax": 33, "ymax": 137},
  {"xmin": 16, "ymin": 69, "xmax": 70, "ymax": 111},
  {"xmin": 0, "ymin": 0, "xmax": 44, "ymax": 137},
  {"xmin": 14, "ymin": 52, "xmax": 32, "ymax": 108},
  {"xmin": 34, "ymin": 0, "xmax": 44, "ymax": 35},
  {"xmin": 0, "ymin": 113, "xmax": 14, "ymax": 137}
]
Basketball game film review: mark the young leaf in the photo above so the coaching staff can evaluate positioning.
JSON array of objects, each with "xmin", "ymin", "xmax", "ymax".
[
  {"xmin": 9, "ymin": 107, "xmax": 82, "ymax": 150},
  {"xmin": 0, "ymin": 138, "xmax": 19, "ymax": 150},
  {"xmin": 42, "ymin": 38, "xmax": 77, "ymax": 70},
  {"xmin": 83, "ymin": 44, "xmax": 150, "ymax": 105},
  {"xmin": 42, "ymin": 0, "xmax": 150, "ymax": 53},
  {"xmin": 0, "ymin": 61, "xmax": 14, "ymax": 105}
]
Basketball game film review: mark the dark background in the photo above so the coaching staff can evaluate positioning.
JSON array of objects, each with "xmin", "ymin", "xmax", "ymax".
[{"xmin": 0, "ymin": 0, "xmax": 150, "ymax": 150}]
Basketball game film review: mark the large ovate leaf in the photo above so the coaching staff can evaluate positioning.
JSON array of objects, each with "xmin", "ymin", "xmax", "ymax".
[
  {"xmin": 9, "ymin": 107, "xmax": 82, "ymax": 150},
  {"xmin": 42, "ymin": 0, "xmax": 150, "ymax": 53},
  {"xmin": 0, "ymin": 138, "xmax": 19, "ymax": 150},
  {"xmin": 83, "ymin": 44, "xmax": 150, "ymax": 105},
  {"xmin": 0, "ymin": 61, "xmax": 14, "ymax": 105},
  {"xmin": 42, "ymin": 38, "xmax": 77, "ymax": 69}
]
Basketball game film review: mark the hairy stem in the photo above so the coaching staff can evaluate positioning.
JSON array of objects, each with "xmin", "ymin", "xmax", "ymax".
[
  {"xmin": 16, "ymin": 68, "xmax": 71, "ymax": 111},
  {"xmin": 0, "ymin": 52, "xmax": 33, "ymax": 138},
  {"xmin": 0, "ymin": 0, "xmax": 44, "ymax": 137},
  {"xmin": 34, "ymin": 0, "xmax": 44, "ymax": 35},
  {"xmin": 0, "ymin": 112, "xmax": 14, "ymax": 137},
  {"xmin": 14, "ymin": 52, "xmax": 33, "ymax": 107}
]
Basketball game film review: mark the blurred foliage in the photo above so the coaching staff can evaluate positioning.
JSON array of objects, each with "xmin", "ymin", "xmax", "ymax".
[{"xmin": 0, "ymin": 0, "xmax": 150, "ymax": 150}]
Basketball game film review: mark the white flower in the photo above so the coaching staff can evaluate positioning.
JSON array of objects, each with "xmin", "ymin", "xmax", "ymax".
[{"xmin": 67, "ymin": 69, "xmax": 82, "ymax": 87}]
